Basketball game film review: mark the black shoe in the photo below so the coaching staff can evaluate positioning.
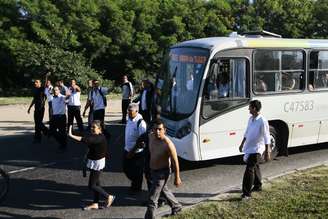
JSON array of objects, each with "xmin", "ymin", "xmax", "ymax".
[
  {"xmin": 171, "ymin": 206, "xmax": 182, "ymax": 215},
  {"xmin": 251, "ymin": 187, "xmax": 262, "ymax": 192},
  {"xmin": 241, "ymin": 194, "xmax": 251, "ymax": 200},
  {"xmin": 158, "ymin": 198, "xmax": 167, "ymax": 207}
]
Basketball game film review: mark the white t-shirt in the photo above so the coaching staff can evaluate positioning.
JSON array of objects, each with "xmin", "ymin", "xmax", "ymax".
[
  {"xmin": 68, "ymin": 88, "xmax": 81, "ymax": 106},
  {"xmin": 243, "ymin": 114, "xmax": 270, "ymax": 156},
  {"xmin": 124, "ymin": 113, "xmax": 147, "ymax": 152}
]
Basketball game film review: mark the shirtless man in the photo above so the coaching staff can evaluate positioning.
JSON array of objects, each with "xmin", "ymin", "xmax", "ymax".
[{"xmin": 144, "ymin": 119, "xmax": 182, "ymax": 219}]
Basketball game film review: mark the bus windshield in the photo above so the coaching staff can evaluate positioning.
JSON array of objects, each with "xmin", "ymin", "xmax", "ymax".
[{"xmin": 157, "ymin": 47, "xmax": 209, "ymax": 120}]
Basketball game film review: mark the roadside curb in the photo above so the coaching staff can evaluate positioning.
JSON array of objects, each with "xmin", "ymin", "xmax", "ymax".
[{"xmin": 158, "ymin": 160, "xmax": 328, "ymax": 218}]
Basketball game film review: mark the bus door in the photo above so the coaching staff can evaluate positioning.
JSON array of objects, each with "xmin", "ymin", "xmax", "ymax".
[{"xmin": 199, "ymin": 55, "xmax": 250, "ymax": 160}]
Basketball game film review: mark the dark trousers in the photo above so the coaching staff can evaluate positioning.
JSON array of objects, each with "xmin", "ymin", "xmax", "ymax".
[
  {"xmin": 121, "ymin": 99, "xmax": 130, "ymax": 123},
  {"xmin": 34, "ymin": 107, "xmax": 48, "ymax": 140},
  {"xmin": 67, "ymin": 105, "xmax": 84, "ymax": 131},
  {"xmin": 140, "ymin": 109, "xmax": 151, "ymax": 124},
  {"xmin": 144, "ymin": 149, "xmax": 167, "ymax": 205},
  {"xmin": 145, "ymin": 168, "xmax": 182, "ymax": 219},
  {"xmin": 87, "ymin": 108, "xmax": 93, "ymax": 130},
  {"xmin": 123, "ymin": 150, "xmax": 145, "ymax": 190},
  {"xmin": 93, "ymin": 109, "xmax": 105, "ymax": 126},
  {"xmin": 242, "ymin": 153, "xmax": 262, "ymax": 196},
  {"xmin": 50, "ymin": 114, "xmax": 67, "ymax": 148},
  {"xmin": 88, "ymin": 169, "xmax": 109, "ymax": 203}
]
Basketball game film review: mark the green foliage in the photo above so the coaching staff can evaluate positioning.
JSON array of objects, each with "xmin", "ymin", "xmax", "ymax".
[
  {"xmin": 1, "ymin": 0, "xmax": 328, "ymax": 95},
  {"xmin": 15, "ymin": 41, "xmax": 99, "ymax": 89}
]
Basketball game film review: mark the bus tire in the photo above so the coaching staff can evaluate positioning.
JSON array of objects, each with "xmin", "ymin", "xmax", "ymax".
[{"xmin": 268, "ymin": 125, "xmax": 280, "ymax": 160}]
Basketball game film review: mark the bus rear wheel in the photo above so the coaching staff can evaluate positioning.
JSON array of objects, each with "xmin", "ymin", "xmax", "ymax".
[
  {"xmin": 268, "ymin": 125, "xmax": 280, "ymax": 160},
  {"xmin": 260, "ymin": 125, "xmax": 280, "ymax": 163}
]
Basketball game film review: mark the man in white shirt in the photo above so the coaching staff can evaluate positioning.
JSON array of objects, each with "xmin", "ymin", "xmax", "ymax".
[
  {"xmin": 50, "ymin": 86, "xmax": 69, "ymax": 152},
  {"xmin": 67, "ymin": 79, "xmax": 84, "ymax": 132},
  {"xmin": 134, "ymin": 79, "xmax": 153, "ymax": 124},
  {"xmin": 44, "ymin": 79, "xmax": 53, "ymax": 122},
  {"xmin": 123, "ymin": 103, "xmax": 147, "ymax": 192},
  {"xmin": 121, "ymin": 75, "xmax": 134, "ymax": 124},
  {"xmin": 82, "ymin": 80, "xmax": 94, "ymax": 131},
  {"xmin": 239, "ymin": 100, "xmax": 271, "ymax": 199}
]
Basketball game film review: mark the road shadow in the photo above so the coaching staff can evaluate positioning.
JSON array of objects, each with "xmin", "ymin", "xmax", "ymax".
[
  {"xmin": 1, "ymin": 178, "xmax": 149, "ymax": 211},
  {"xmin": 0, "ymin": 123, "xmax": 125, "ymax": 173}
]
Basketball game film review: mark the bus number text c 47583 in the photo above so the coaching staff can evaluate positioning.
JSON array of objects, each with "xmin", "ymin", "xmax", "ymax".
[{"xmin": 284, "ymin": 100, "xmax": 314, "ymax": 113}]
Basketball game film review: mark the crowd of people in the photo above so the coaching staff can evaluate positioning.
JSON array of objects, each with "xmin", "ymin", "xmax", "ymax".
[
  {"xmin": 27, "ymin": 74, "xmax": 181, "ymax": 218},
  {"xmin": 27, "ymin": 73, "xmax": 271, "ymax": 218}
]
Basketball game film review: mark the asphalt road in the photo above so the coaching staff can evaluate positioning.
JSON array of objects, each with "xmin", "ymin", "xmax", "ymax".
[{"xmin": 0, "ymin": 103, "xmax": 328, "ymax": 219}]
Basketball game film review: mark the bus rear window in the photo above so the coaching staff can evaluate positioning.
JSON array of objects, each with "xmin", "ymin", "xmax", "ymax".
[{"xmin": 309, "ymin": 51, "xmax": 328, "ymax": 91}]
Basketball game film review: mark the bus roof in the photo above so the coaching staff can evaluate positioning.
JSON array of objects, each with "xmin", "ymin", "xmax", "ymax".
[{"xmin": 172, "ymin": 37, "xmax": 328, "ymax": 51}]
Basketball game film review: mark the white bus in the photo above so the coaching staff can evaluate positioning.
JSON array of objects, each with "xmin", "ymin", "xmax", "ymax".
[{"xmin": 156, "ymin": 31, "xmax": 328, "ymax": 161}]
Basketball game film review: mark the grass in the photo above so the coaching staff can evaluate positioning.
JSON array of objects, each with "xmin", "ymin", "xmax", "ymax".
[
  {"xmin": 0, "ymin": 97, "xmax": 32, "ymax": 105},
  {"xmin": 171, "ymin": 165, "xmax": 328, "ymax": 219},
  {"xmin": 0, "ymin": 93, "xmax": 121, "ymax": 105}
]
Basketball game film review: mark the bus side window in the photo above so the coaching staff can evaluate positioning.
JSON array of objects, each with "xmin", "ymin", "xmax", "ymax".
[{"xmin": 255, "ymin": 78, "xmax": 267, "ymax": 92}]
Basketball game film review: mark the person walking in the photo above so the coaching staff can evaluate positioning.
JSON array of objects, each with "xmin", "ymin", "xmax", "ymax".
[
  {"xmin": 57, "ymin": 80, "xmax": 68, "ymax": 96},
  {"xmin": 144, "ymin": 119, "xmax": 182, "ymax": 219},
  {"xmin": 67, "ymin": 79, "xmax": 84, "ymax": 132},
  {"xmin": 83, "ymin": 80, "xmax": 94, "ymax": 131},
  {"xmin": 89, "ymin": 80, "xmax": 109, "ymax": 132},
  {"xmin": 121, "ymin": 75, "xmax": 134, "ymax": 124},
  {"xmin": 68, "ymin": 121, "xmax": 115, "ymax": 210},
  {"xmin": 123, "ymin": 103, "xmax": 147, "ymax": 192},
  {"xmin": 239, "ymin": 100, "xmax": 271, "ymax": 200},
  {"xmin": 134, "ymin": 79, "xmax": 153, "ymax": 124},
  {"xmin": 50, "ymin": 86, "xmax": 68, "ymax": 152},
  {"xmin": 44, "ymin": 79, "xmax": 53, "ymax": 122},
  {"xmin": 27, "ymin": 78, "xmax": 49, "ymax": 143}
]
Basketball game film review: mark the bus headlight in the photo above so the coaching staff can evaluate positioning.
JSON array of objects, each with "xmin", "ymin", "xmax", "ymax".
[{"xmin": 176, "ymin": 122, "xmax": 192, "ymax": 139}]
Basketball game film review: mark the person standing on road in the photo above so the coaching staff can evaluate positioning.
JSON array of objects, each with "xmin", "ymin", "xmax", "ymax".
[
  {"xmin": 27, "ymin": 78, "xmax": 49, "ymax": 144},
  {"xmin": 123, "ymin": 103, "xmax": 147, "ymax": 192},
  {"xmin": 134, "ymin": 79, "xmax": 153, "ymax": 124},
  {"xmin": 83, "ymin": 80, "xmax": 94, "ymax": 131},
  {"xmin": 89, "ymin": 80, "xmax": 109, "ymax": 133},
  {"xmin": 67, "ymin": 79, "xmax": 84, "ymax": 132},
  {"xmin": 144, "ymin": 119, "xmax": 182, "ymax": 219},
  {"xmin": 239, "ymin": 100, "xmax": 271, "ymax": 200},
  {"xmin": 121, "ymin": 75, "xmax": 134, "ymax": 124},
  {"xmin": 50, "ymin": 86, "xmax": 69, "ymax": 152},
  {"xmin": 68, "ymin": 121, "xmax": 115, "ymax": 210},
  {"xmin": 44, "ymin": 79, "xmax": 53, "ymax": 122},
  {"xmin": 57, "ymin": 80, "xmax": 68, "ymax": 96}
]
